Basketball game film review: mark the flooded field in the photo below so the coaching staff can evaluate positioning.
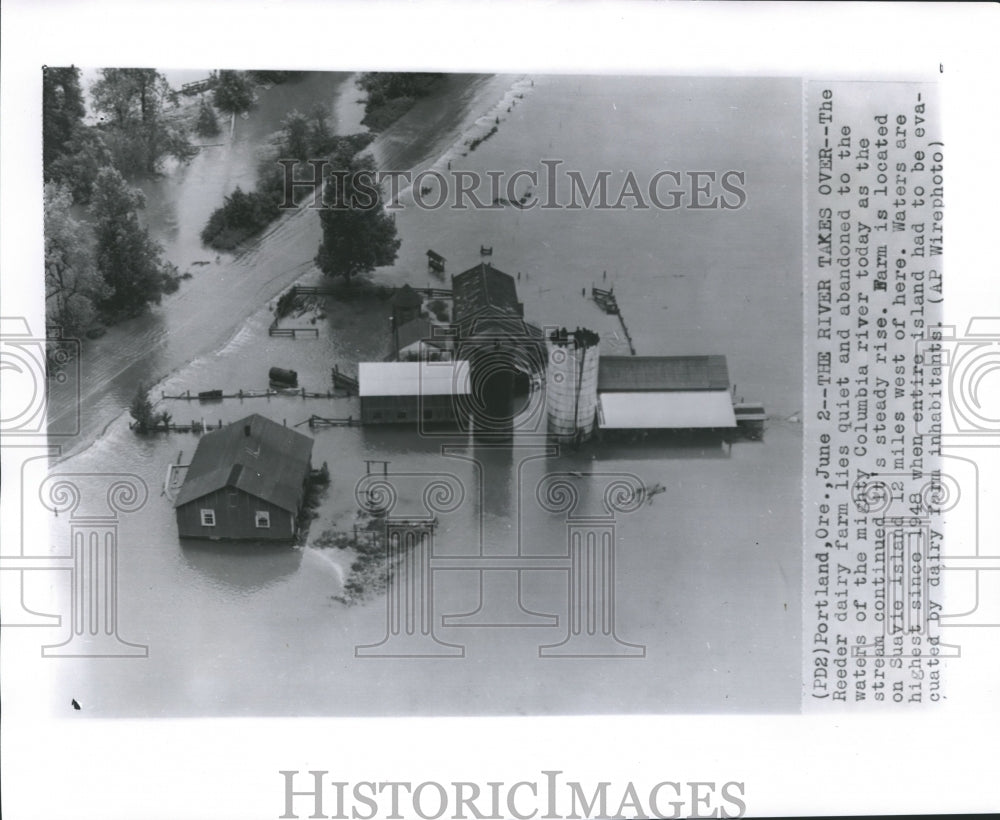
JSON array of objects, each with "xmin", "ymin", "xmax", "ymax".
[{"xmin": 40, "ymin": 74, "xmax": 803, "ymax": 716}]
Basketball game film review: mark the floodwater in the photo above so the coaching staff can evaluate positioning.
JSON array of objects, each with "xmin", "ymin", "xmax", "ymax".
[
  {"xmin": 48, "ymin": 71, "xmax": 506, "ymax": 458},
  {"xmin": 41, "ymin": 74, "xmax": 803, "ymax": 716}
]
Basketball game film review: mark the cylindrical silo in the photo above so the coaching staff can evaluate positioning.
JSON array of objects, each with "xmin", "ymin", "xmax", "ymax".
[{"xmin": 546, "ymin": 327, "xmax": 600, "ymax": 443}]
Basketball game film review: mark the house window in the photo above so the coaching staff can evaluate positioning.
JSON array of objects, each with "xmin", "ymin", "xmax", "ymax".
[
  {"xmin": 255, "ymin": 510, "xmax": 271, "ymax": 529},
  {"xmin": 200, "ymin": 509, "xmax": 216, "ymax": 527}
]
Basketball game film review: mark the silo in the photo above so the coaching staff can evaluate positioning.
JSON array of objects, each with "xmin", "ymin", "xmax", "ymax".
[{"xmin": 546, "ymin": 328, "xmax": 601, "ymax": 443}]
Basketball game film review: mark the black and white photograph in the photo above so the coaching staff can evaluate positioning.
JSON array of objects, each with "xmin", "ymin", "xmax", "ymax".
[{"xmin": 2, "ymin": 2, "xmax": 998, "ymax": 818}]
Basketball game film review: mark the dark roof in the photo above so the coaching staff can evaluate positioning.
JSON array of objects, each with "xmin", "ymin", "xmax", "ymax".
[
  {"xmin": 391, "ymin": 283, "xmax": 423, "ymax": 309},
  {"xmin": 451, "ymin": 263, "xmax": 521, "ymax": 322},
  {"xmin": 174, "ymin": 414, "xmax": 313, "ymax": 512},
  {"xmin": 396, "ymin": 317, "xmax": 447, "ymax": 350},
  {"xmin": 598, "ymin": 356, "xmax": 730, "ymax": 392},
  {"xmin": 459, "ymin": 316, "xmax": 544, "ymax": 343}
]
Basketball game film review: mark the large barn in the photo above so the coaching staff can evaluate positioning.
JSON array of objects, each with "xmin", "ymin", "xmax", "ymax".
[
  {"xmin": 596, "ymin": 355, "xmax": 738, "ymax": 431},
  {"xmin": 174, "ymin": 414, "xmax": 314, "ymax": 541}
]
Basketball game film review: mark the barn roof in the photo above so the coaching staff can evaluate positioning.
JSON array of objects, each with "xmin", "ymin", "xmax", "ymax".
[
  {"xmin": 452, "ymin": 263, "xmax": 521, "ymax": 322},
  {"xmin": 174, "ymin": 414, "xmax": 313, "ymax": 512},
  {"xmin": 598, "ymin": 390, "xmax": 737, "ymax": 429},
  {"xmin": 359, "ymin": 361, "xmax": 471, "ymax": 397},
  {"xmin": 597, "ymin": 355, "xmax": 730, "ymax": 392}
]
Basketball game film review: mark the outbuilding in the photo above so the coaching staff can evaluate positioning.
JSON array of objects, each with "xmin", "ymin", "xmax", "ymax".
[
  {"xmin": 173, "ymin": 414, "xmax": 314, "ymax": 541},
  {"xmin": 596, "ymin": 355, "xmax": 738, "ymax": 431},
  {"xmin": 359, "ymin": 360, "xmax": 471, "ymax": 425}
]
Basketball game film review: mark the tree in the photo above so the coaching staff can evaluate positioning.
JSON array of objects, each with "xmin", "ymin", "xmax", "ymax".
[
  {"xmin": 42, "ymin": 66, "xmax": 87, "ymax": 178},
  {"xmin": 89, "ymin": 168, "xmax": 178, "ymax": 319},
  {"xmin": 315, "ymin": 152, "xmax": 401, "ymax": 281},
  {"xmin": 129, "ymin": 383, "xmax": 169, "ymax": 433},
  {"xmin": 91, "ymin": 68, "xmax": 194, "ymax": 176},
  {"xmin": 48, "ymin": 127, "xmax": 113, "ymax": 204},
  {"xmin": 213, "ymin": 70, "xmax": 255, "ymax": 116},
  {"xmin": 280, "ymin": 109, "xmax": 310, "ymax": 160},
  {"xmin": 308, "ymin": 104, "xmax": 333, "ymax": 154},
  {"xmin": 44, "ymin": 183, "xmax": 108, "ymax": 338},
  {"xmin": 195, "ymin": 99, "xmax": 220, "ymax": 138},
  {"xmin": 129, "ymin": 383, "xmax": 156, "ymax": 433}
]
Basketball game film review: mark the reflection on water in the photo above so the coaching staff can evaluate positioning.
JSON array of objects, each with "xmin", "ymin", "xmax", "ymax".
[{"xmin": 180, "ymin": 539, "xmax": 303, "ymax": 595}]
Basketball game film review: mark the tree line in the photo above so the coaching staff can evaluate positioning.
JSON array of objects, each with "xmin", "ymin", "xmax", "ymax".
[
  {"xmin": 45, "ymin": 67, "xmax": 429, "ymax": 342},
  {"xmin": 43, "ymin": 67, "xmax": 262, "ymax": 338}
]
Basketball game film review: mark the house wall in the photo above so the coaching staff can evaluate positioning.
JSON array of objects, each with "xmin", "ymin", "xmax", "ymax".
[
  {"xmin": 176, "ymin": 488, "xmax": 296, "ymax": 541},
  {"xmin": 361, "ymin": 394, "xmax": 462, "ymax": 425}
]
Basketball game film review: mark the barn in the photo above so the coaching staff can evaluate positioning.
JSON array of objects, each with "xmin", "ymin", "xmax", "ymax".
[
  {"xmin": 596, "ymin": 355, "xmax": 738, "ymax": 431},
  {"xmin": 359, "ymin": 360, "xmax": 471, "ymax": 425},
  {"xmin": 173, "ymin": 414, "xmax": 314, "ymax": 541}
]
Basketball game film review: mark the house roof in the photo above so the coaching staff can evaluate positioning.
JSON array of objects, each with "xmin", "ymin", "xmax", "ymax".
[
  {"xmin": 396, "ymin": 317, "xmax": 448, "ymax": 351},
  {"xmin": 359, "ymin": 361, "xmax": 471, "ymax": 397},
  {"xmin": 598, "ymin": 391, "xmax": 737, "ymax": 429},
  {"xmin": 391, "ymin": 283, "xmax": 423, "ymax": 309},
  {"xmin": 451, "ymin": 263, "xmax": 521, "ymax": 322},
  {"xmin": 174, "ymin": 414, "xmax": 314, "ymax": 512},
  {"xmin": 598, "ymin": 355, "xmax": 730, "ymax": 392}
]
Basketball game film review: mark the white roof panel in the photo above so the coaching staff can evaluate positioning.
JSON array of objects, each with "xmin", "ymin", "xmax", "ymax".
[
  {"xmin": 359, "ymin": 361, "xmax": 471, "ymax": 397},
  {"xmin": 598, "ymin": 390, "xmax": 737, "ymax": 429}
]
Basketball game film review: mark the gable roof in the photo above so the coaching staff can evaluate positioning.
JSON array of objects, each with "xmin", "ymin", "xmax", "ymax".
[
  {"xmin": 598, "ymin": 356, "xmax": 730, "ymax": 392},
  {"xmin": 396, "ymin": 317, "xmax": 448, "ymax": 351},
  {"xmin": 391, "ymin": 283, "xmax": 423, "ymax": 309},
  {"xmin": 598, "ymin": 390, "xmax": 737, "ymax": 429},
  {"xmin": 451, "ymin": 263, "xmax": 521, "ymax": 322},
  {"xmin": 174, "ymin": 414, "xmax": 313, "ymax": 512},
  {"xmin": 359, "ymin": 361, "xmax": 471, "ymax": 397}
]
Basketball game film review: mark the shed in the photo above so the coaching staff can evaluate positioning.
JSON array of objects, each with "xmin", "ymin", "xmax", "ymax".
[
  {"xmin": 395, "ymin": 317, "xmax": 450, "ymax": 360},
  {"xmin": 359, "ymin": 361, "xmax": 471, "ymax": 425},
  {"xmin": 174, "ymin": 414, "xmax": 314, "ymax": 540}
]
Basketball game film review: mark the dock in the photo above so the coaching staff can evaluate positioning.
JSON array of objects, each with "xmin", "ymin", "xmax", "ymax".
[
  {"xmin": 305, "ymin": 415, "xmax": 360, "ymax": 428},
  {"xmin": 426, "ymin": 249, "xmax": 446, "ymax": 274},
  {"xmin": 180, "ymin": 77, "xmax": 215, "ymax": 96},
  {"xmin": 591, "ymin": 286, "xmax": 636, "ymax": 356},
  {"xmin": 331, "ymin": 365, "xmax": 359, "ymax": 395}
]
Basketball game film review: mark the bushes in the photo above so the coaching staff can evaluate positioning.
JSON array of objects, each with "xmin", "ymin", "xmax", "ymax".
[
  {"xmin": 426, "ymin": 299, "xmax": 450, "ymax": 322},
  {"xmin": 356, "ymin": 72, "xmax": 443, "ymax": 131},
  {"xmin": 199, "ymin": 102, "xmax": 375, "ymax": 251},
  {"xmin": 200, "ymin": 186, "xmax": 280, "ymax": 250}
]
